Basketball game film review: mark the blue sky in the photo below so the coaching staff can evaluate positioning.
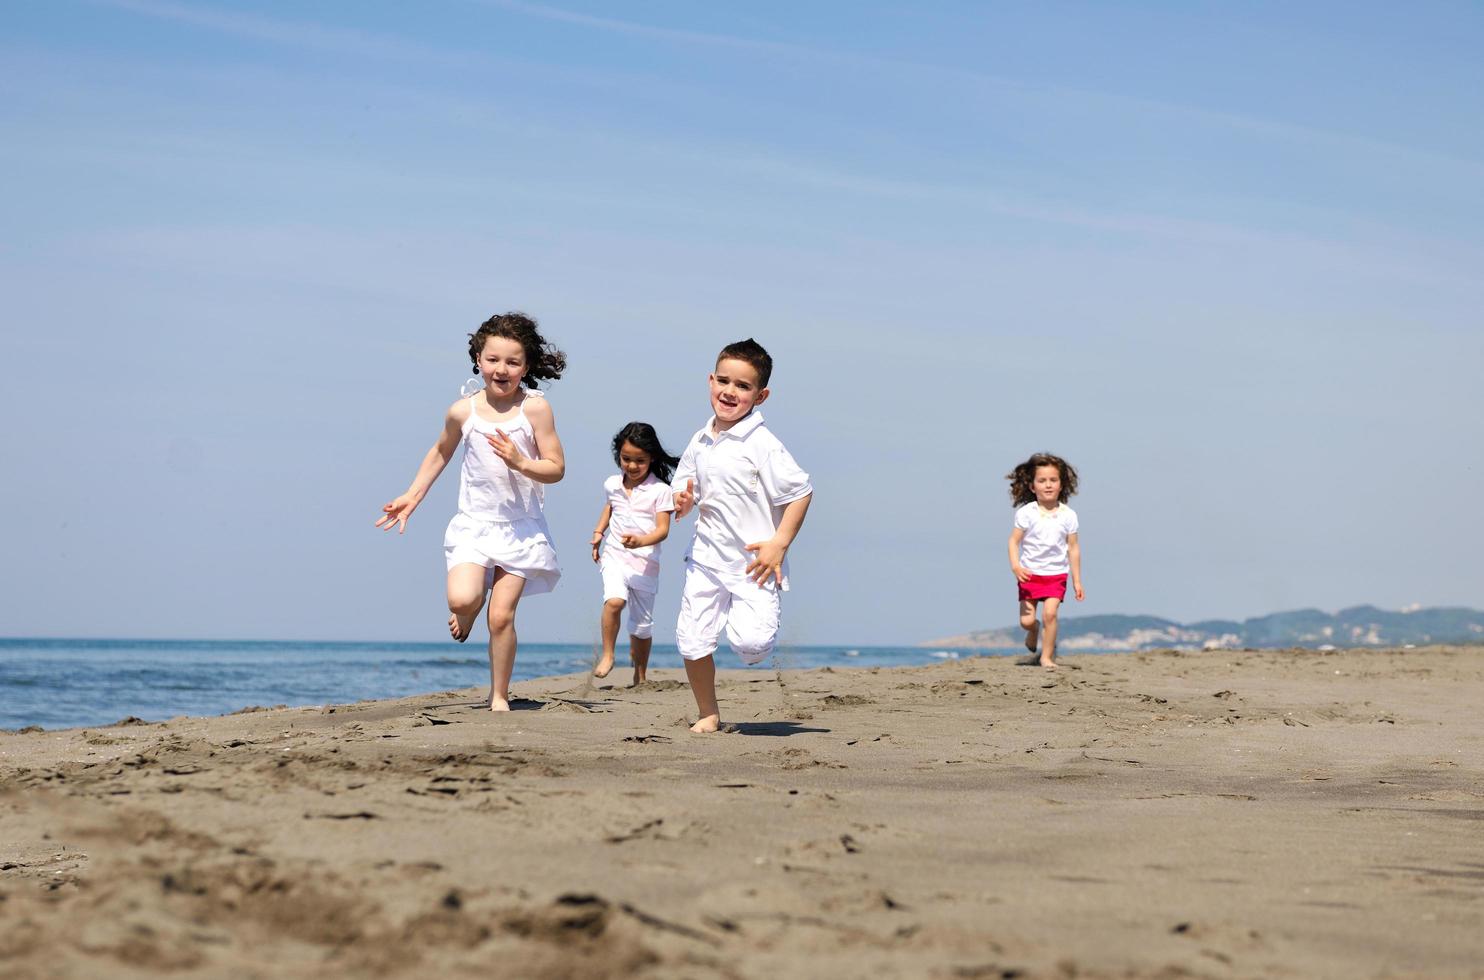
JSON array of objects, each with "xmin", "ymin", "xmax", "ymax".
[{"xmin": 3, "ymin": 1, "xmax": 1481, "ymax": 645}]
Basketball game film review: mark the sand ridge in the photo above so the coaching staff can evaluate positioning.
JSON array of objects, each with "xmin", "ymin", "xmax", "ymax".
[{"xmin": 1, "ymin": 646, "xmax": 1482, "ymax": 978}]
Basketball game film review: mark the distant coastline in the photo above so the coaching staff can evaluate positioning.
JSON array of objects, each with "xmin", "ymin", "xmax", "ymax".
[{"xmin": 923, "ymin": 604, "xmax": 1484, "ymax": 652}]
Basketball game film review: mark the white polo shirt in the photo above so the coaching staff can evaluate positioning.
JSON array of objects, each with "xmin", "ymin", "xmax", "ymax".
[
  {"xmin": 601, "ymin": 473, "xmax": 674, "ymax": 578},
  {"xmin": 1014, "ymin": 501, "xmax": 1079, "ymax": 575},
  {"xmin": 673, "ymin": 411, "xmax": 812, "ymax": 589}
]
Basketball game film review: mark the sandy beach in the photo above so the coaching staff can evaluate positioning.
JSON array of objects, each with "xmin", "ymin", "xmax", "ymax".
[{"xmin": 1, "ymin": 645, "xmax": 1481, "ymax": 978}]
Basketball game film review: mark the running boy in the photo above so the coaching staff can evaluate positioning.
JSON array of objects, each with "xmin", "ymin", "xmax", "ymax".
[{"xmin": 671, "ymin": 339, "xmax": 813, "ymax": 733}]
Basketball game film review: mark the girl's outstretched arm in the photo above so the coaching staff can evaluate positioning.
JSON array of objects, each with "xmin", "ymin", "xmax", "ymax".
[
  {"xmin": 1008, "ymin": 527, "xmax": 1030, "ymax": 582},
  {"xmin": 591, "ymin": 503, "xmax": 612, "ymax": 563},
  {"xmin": 1067, "ymin": 532, "xmax": 1084, "ymax": 600},
  {"xmin": 376, "ymin": 401, "xmax": 467, "ymax": 534},
  {"xmin": 487, "ymin": 395, "xmax": 565, "ymax": 484}
]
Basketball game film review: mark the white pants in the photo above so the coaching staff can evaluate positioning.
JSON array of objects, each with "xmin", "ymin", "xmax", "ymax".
[
  {"xmin": 675, "ymin": 561, "xmax": 780, "ymax": 665},
  {"xmin": 600, "ymin": 561, "xmax": 656, "ymax": 639}
]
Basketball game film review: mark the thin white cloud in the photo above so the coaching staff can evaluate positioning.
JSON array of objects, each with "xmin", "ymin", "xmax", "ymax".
[
  {"xmin": 89, "ymin": 0, "xmax": 473, "ymax": 65},
  {"xmin": 478, "ymin": 0, "xmax": 1484, "ymax": 179},
  {"xmin": 85, "ymin": 0, "xmax": 1484, "ymax": 181}
]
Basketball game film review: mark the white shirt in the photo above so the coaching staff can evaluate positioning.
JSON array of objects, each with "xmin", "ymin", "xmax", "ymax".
[
  {"xmin": 601, "ymin": 473, "xmax": 674, "ymax": 578},
  {"xmin": 456, "ymin": 392, "xmax": 544, "ymax": 522},
  {"xmin": 1014, "ymin": 501, "xmax": 1079, "ymax": 575},
  {"xmin": 673, "ymin": 411, "xmax": 812, "ymax": 589}
]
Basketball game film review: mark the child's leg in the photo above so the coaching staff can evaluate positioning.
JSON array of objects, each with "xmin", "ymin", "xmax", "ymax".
[
  {"xmin": 682, "ymin": 656, "xmax": 719, "ymax": 732},
  {"xmin": 595, "ymin": 598, "xmax": 625, "ymax": 678},
  {"xmin": 484, "ymin": 569, "xmax": 527, "ymax": 710},
  {"xmin": 1040, "ymin": 597, "xmax": 1062, "ymax": 668},
  {"xmin": 722, "ymin": 578, "xmax": 781, "ymax": 666},
  {"xmin": 1019, "ymin": 598, "xmax": 1039, "ymax": 654},
  {"xmin": 595, "ymin": 562, "xmax": 627, "ymax": 678},
  {"xmin": 626, "ymin": 587, "xmax": 656, "ymax": 686},
  {"xmin": 629, "ymin": 636, "xmax": 652, "ymax": 685},
  {"xmin": 675, "ymin": 564, "xmax": 727, "ymax": 733},
  {"xmin": 447, "ymin": 564, "xmax": 490, "ymax": 642}
]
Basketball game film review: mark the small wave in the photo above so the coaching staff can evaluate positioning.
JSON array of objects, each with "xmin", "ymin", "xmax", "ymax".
[
  {"xmin": 930, "ymin": 650, "xmax": 959, "ymax": 659},
  {"xmin": 382, "ymin": 657, "xmax": 486, "ymax": 668},
  {"xmin": 841, "ymin": 649, "xmax": 860, "ymax": 657}
]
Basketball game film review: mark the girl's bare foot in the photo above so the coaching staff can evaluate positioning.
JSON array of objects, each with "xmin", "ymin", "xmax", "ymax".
[
  {"xmin": 689, "ymin": 714, "xmax": 720, "ymax": 734},
  {"xmin": 449, "ymin": 611, "xmax": 477, "ymax": 643},
  {"xmin": 1040, "ymin": 657, "xmax": 1058, "ymax": 670},
  {"xmin": 594, "ymin": 653, "xmax": 615, "ymax": 678},
  {"xmin": 1024, "ymin": 622, "xmax": 1039, "ymax": 653},
  {"xmin": 489, "ymin": 695, "xmax": 511, "ymax": 712}
]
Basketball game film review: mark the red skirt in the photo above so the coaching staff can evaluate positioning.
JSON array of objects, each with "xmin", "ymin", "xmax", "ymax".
[{"xmin": 1018, "ymin": 573, "xmax": 1067, "ymax": 603}]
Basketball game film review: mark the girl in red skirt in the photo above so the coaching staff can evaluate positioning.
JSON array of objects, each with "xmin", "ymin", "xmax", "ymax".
[{"xmin": 1007, "ymin": 453, "xmax": 1084, "ymax": 668}]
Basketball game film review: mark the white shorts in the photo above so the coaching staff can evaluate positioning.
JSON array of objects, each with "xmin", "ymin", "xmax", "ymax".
[
  {"xmin": 600, "ymin": 561, "xmax": 657, "ymax": 639},
  {"xmin": 674, "ymin": 561, "xmax": 780, "ymax": 665}
]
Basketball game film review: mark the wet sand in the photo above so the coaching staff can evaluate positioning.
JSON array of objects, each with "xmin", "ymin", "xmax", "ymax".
[{"xmin": 2, "ymin": 645, "xmax": 1481, "ymax": 978}]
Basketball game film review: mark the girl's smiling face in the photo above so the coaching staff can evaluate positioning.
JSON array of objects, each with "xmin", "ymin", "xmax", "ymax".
[
  {"xmin": 617, "ymin": 440, "xmax": 652, "ymax": 487},
  {"xmin": 477, "ymin": 335, "xmax": 528, "ymax": 397},
  {"xmin": 1033, "ymin": 464, "xmax": 1062, "ymax": 507},
  {"xmin": 708, "ymin": 357, "xmax": 769, "ymax": 430}
]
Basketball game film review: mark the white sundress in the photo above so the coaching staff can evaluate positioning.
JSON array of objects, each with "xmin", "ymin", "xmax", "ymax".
[{"xmin": 443, "ymin": 391, "xmax": 561, "ymax": 595}]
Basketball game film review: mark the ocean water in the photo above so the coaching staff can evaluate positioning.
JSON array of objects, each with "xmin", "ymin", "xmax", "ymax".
[{"xmin": 0, "ymin": 638, "xmax": 1013, "ymax": 732}]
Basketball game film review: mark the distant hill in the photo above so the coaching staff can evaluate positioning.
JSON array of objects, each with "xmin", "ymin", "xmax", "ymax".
[{"xmin": 922, "ymin": 605, "xmax": 1484, "ymax": 652}]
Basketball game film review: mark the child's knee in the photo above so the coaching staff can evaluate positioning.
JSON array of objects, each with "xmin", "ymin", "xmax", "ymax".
[
  {"xmin": 1042, "ymin": 604, "xmax": 1059, "ymax": 624},
  {"xmin": 487, "ymin": 605, "xmax": 516, "ymax": 633},
  {"xmin": 1019, "ymin": 610, "xmax": 1037, "ymax": 628},
  {"xmin": 675, "ymin": 622, "xmax": 717, "ymax": 662},
  {"xmin": 604, "ymin": 597, "xmax": 627, "ymax": 613},
  {"xmin": 449, "ymin": 592, "xmax": 483, "ymax": 615},
  {"xmin": 728, "ymin": 621, "xmax": 777, "ymax": 663}
]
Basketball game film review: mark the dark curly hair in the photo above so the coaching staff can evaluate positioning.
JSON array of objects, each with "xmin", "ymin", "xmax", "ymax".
[
  {"xmin": 1007, "ymin": 453, "xmax": 1079, "ymax": 507},
  {"xmin": 467, "ymin": 311, "xmax": 566, "ymax": 389},
  {"xmin": 716, "ymin": 338, "xmax": 773, "ymax": 389},
  {"xmin": 611, "ymin": 422, "xmax": 680, "ymax": 485}
]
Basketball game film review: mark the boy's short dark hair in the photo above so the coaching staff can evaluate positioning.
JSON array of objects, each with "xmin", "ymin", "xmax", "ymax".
[{"xmin": 716, "ymin": 338, "xmax": 773, "ymax": 389}]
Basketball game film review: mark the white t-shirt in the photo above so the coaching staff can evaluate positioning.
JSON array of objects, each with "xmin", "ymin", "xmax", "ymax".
[
  {"xmin": 602, "ymin": 473, "xmax": 675, "ymax": 580},
  {"xmin": 1014, "ymin": 502, "xmax": 1079, "ymax": 575},
  {"xmin": 672, "ymin": 411, "xmax": 812, "ymax": 590}
]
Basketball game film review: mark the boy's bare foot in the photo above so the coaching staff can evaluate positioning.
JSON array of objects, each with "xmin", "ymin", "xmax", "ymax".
[
  {"xmin": 449, "ymin": 611, "xmax": 476, "ymax": 643},
  {"xmin": 631, "ymin": 666, "xmax": 647, "ymax": 686},
  {"xmin": 1024, "ymin": 622, "xmax": 1039, "ymax": 653},
  {"xmin": 594, "ymin": 653, "xmax": 614, "ymax": 678},
  {"xmin": 689, "ymin": 714, "xmax": 721, "ymax": 734}
]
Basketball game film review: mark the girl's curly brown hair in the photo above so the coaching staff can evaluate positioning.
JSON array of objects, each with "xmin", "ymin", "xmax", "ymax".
[
  {"xmin": 1007, "ymin": 453, "xmax": 1079, "ymax": 507},
  {"xmin": 467, "ymin": 311, "xmax": 567, "ymax": 388}
]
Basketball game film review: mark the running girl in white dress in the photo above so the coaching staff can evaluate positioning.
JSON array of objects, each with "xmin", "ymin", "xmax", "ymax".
[
  {"xmin": 589, "ymin": 422, "xmax": 678, "ymax": 686},
  {"xmin": 377, "ymin": 312, "xmax": 567, "ymax": 711}
]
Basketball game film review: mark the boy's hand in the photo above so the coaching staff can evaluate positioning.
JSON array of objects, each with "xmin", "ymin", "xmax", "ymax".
[
  {"xmin": 485, "ymin": 430, "xmax": 527, "ymax": 470},
  {"xmin": 744, "ymin": 539, "xmax": 787, "ymax": 587},
  {"xmin": 673, "ymin": 479, "xmax": 696, "ymax": 518},
  {"xmin": 590, "ymin": 531, "xmax": 603, "ymax": 563},
  {"xmin": 376, "ymin": 494, "xmax": 417, "ymax": 534},
  {"xmin": 1011, "ymin": 564, "xmax": 1031, "ymax": 583}
]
